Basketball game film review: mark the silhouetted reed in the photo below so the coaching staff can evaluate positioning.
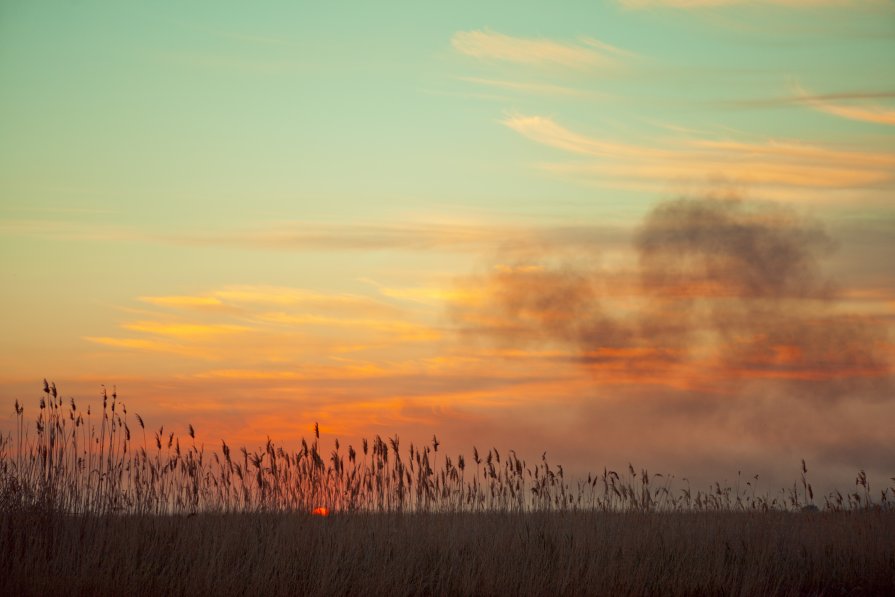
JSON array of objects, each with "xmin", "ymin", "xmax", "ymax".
[{"xmin": 2, "ymin": 381, "xmax": 892, "ymax": 517}]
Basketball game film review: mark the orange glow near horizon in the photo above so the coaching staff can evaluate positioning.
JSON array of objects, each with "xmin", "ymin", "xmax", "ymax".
[{"xmin": 2, "ymin": 2, "xmax": 895, "ymax": 500}]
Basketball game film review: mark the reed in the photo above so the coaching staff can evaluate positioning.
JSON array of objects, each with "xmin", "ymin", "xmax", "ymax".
[
  {"xmin": 1, "ymin": 382, "xmax": 893, "ymax": 517},
  {"xmin": 1, "ymin": 382, "xmax": 893, "ymax": 595}
]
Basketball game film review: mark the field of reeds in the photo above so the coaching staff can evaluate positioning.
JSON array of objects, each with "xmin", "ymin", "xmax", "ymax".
[{"xmin": 2, "ymin": 381, "xmax": 894, "ymax": 595}]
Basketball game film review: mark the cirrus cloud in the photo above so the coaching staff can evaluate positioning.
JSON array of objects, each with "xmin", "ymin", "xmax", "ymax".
[
  {"xmin": 504, "ymin": 114, "xmax": 895, "ymax": 191},
  {"xmin": 793, "ymin": 84, "xmax": 895, "ymax": 126},
  {"xmin": 451, "ymin": 29, "xmax": 630, "ymax": 69}
]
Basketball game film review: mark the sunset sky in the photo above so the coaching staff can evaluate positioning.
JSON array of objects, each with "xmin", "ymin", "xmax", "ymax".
[{"xmin": 1, "ymin": 1, "xmax": 893, "ymax": 491}]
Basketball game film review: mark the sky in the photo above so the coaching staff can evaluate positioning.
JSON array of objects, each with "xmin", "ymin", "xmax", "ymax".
[{"xmin": 1, "ymin": 0, "xmax": 894, "ymax": 492}]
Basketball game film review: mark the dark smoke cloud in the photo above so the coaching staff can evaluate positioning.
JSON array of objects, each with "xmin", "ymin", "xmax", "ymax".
[
  {"xmin": 453, "ymin": 196, "xmax": 892, "ymax": 401},
  {"xmin": 637, "ymin": 198, "xmax": 836, "ymax": 300}
]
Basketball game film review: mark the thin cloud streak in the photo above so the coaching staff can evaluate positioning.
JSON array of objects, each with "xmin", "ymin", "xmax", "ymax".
[
  {"xmin": 165, "ymin": 221, "xmax": 632, "ymax": 253},
  {"xmin": 794, "ymin": 84, "xmax": 895, "ymax": 126},
  {"xmin": 84, "ymin": 284, "xmax": 443, "ymax": 366},
  {"xmin": 505, "ymin": 114, "xmax": 895, "ymax": 190},
  {"xmin": 451, "ymin": 29, "xmax": 627, "ymax": 69},
  {"xmin": 727, "ymin": 90, "xmax": 895, "ymax": 108},
  {"xmin": 1, "ymin": 217, "xmax": 633, "ymax": 254},
  {"xmin": 121, "ymin": 321, "xmax": 252, "ymax": 339}
]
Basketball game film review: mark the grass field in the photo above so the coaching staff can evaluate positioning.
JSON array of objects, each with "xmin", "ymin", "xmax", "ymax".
[
  {"xmin": 3, "ymin": 510, "xmax": 894, "ymax": 596},
  {"xmin": 2, "ymin": 383, "xmax": 893, "ymax": 595}
]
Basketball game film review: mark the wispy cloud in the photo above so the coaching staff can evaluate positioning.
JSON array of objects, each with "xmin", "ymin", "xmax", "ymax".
[
  {"xmin": 253, "ymin": 313, "xmax": 441, "ymax": 342},
  {"xmin": 728, "ymin": 86, "xmax": 895, "ymax": 127},
  {"xmin": 86, "ymin": 285, "xmax": 440, "ymax": 364},
  {"xmin": 0, "ymin": 216, "xmax": 632, "ymax": 254},
  {"xmin": 361, "ymin": 278, "xmax": 485, "ymax": 307},
  {"xmin": 121, "ymin": 321, "xmax": 251, "ymax": 339},
  {"xmin": 166, "ymin": 221, "xmax": 631, "ymax": 253},
  {"xmin": 732, "ymin": 90, "xmax": 895, "ymax": 108},
  {"xmin": 206, "ymin": 286, "xmax": 399, "ymax": 313},
  {"xmin": 169, "ymin": 222, "xmax": 506, "ymax": 252},
  {"xmin": 794, "ymin": 84, "xmax": 895, "ymax": 126},
  {"xmin": 140, "ymin": 295, "xmax": 231, "ymax": 311},
  {"xmin": 504, "ymin": 114, "xmax": 895, "ymax": 191},
  {"xmin": 451, "ymin": 29, "xmax": 627, "ymax": 69},
  {"xmin": 84, "ymin": 336, "xmax": 214, "ymax": 360}
]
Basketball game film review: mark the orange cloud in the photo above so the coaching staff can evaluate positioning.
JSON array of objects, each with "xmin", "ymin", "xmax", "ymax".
[
  {"xmin": 83, "ymin": 336, "xmax": 214, "ymax": 360},
  {"xmin": 122, "ymin": 321, "xmax": 252, "ymax": 338},
  {"xmin": 139, "ymin": 295, "xmax": 227, "ymax": 309},
  {"xmin": 504, "ymin": 114, "xmax": 895, "ymax": 191},
  {"xmin": 82, "ymin": 284, "xmax": 450, "ymax": 375},
  {"xmin": 254, "ymin": 313, "xmax": 441, "ymax": 342}
]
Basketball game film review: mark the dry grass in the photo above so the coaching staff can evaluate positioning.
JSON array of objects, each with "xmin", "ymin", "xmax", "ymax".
[
  {"xmin": 1, "ymin": 382, "xmax": 894, "ymax": 595},
  {"xmin": 2, "ymin": 510, "xmax": 893, "ymax": 596}
]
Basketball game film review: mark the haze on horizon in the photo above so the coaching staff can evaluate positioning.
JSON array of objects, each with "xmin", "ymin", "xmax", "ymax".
[{"xmin": 1, "ymin": 0, "xmax": 893, "ymax": 492}]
